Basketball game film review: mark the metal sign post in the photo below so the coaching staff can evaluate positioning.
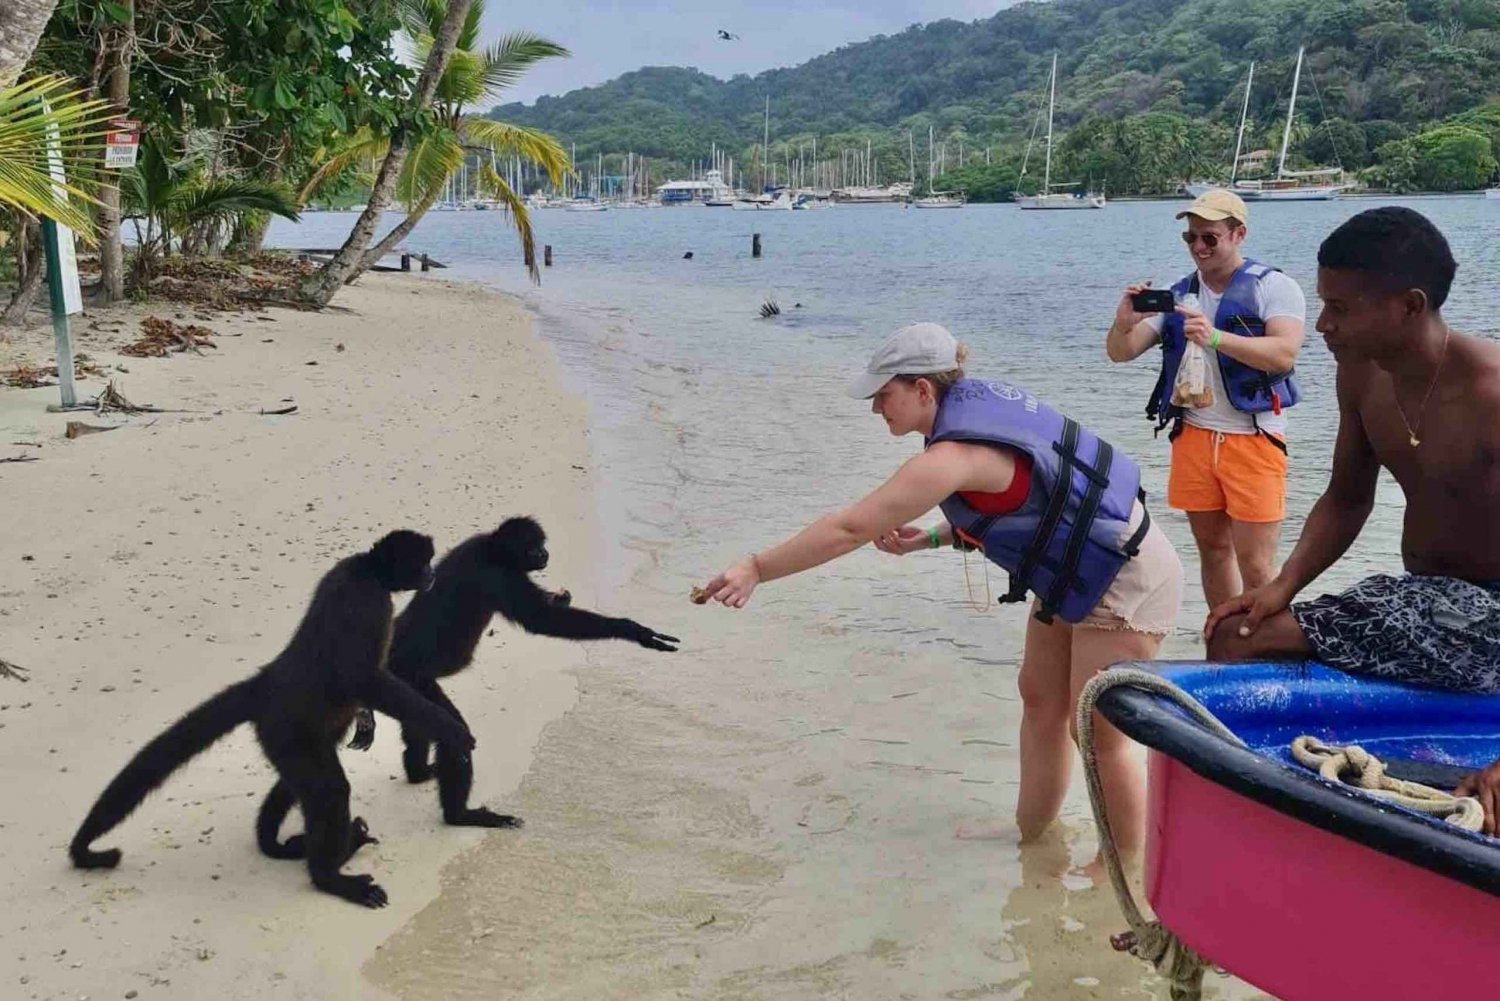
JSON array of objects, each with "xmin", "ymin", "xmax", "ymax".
[
  {"xmin": 41, "ymin": 219, "xmax": 80, "ymax": 408},
  {"xmin": 40, "ymin": 97, "xmax": 86, "ymax": 411}
]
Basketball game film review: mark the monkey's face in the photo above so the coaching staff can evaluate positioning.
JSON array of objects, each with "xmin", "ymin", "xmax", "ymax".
[
  {"xmin": 369, "ymin": 530, "xmax": 437, "ymax": 592},
  {"xmin": 490, "ymin": 517, "xmax": 550, "ymax": 572}
]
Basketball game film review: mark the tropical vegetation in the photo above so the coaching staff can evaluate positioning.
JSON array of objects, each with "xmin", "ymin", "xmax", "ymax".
[{"xmin": 491, "ymin": 0, "xmax": 1500, "ymax": 200}]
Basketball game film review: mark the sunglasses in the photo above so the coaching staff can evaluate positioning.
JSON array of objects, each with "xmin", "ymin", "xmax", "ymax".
[{"xmin": 1182, "ymin": 231, "xmax": 1224, "ymax": 249}]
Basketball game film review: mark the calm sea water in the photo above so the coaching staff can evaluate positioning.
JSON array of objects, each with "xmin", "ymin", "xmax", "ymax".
[
  {"xmin": 270, "ymin": 195, "xmax": 1500, "ymax": 634},
  {"xmin": 268, "ymin": 198, "xmax": 1498, "ymax": 998}
]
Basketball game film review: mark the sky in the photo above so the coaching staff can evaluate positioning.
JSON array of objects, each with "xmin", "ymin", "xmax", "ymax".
[{"xmin": 482, "ymin": 1, "xmax": 1012, "ymax": 107}]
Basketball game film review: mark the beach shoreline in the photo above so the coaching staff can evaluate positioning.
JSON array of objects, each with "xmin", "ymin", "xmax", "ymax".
[{"xmin": 0, "ymin": 273, "xmax": 600, "ymax": 1000}]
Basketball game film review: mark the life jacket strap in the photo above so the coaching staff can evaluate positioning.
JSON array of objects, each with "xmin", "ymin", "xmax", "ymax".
[
  {"xmin": 1122, "ymin": 489, "xmax": 1151, "ymax": 558},
  {"xmin": 997, "ymin": 418, "xmax": 1083, "ymax": 609},
  {"xmin": 1036, "ymin": 437, "xmax": 1114, "ymax": 623}
]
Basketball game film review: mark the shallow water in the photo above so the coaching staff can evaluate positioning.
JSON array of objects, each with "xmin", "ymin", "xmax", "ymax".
[{"xmin": 271, "ymin": 197, "xmax": 1497, "ymax": 999}]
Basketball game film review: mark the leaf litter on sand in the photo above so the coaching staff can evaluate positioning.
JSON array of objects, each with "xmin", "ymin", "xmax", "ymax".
[{"xmin": 123, "ymin": 317, "xmax": 218, "ymax": 357}]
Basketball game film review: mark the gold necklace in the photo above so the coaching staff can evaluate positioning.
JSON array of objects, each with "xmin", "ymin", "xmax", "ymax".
[{"xmin": 1394, "ymin": 327, "xmax": 1450, "ymax": 447}]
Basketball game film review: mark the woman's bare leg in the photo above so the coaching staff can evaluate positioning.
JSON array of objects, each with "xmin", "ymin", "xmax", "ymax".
[
  {"xmin": 1014, "ymin": 613, "xmax": 1076, "ymax": 841},
  {"xmin": 1068, "ymin": 626, "xmax": 1164, "ymax": 859}
]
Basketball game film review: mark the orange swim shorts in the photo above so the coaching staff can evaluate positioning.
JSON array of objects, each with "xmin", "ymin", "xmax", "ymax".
[{"xmin": 1166, "ymin": 424, "xmax": 1287, "ymax": 524}]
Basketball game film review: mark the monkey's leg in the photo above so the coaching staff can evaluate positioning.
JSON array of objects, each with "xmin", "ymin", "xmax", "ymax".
[
  {"xmin": 422, "ymin": 681, "xmax": 521, "ymax": 829},
  {"xmin": 263, "ymin": 736, "xmax": 388, "ymax": 908},
  {"xmin": 258, "ymin": 778, "xmax": 378, "ymax": 862}
]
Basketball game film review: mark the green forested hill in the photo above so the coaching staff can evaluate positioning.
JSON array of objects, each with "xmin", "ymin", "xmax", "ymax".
[{"xmin": 490, "ymin": 0, "xmax": 1500, "ymax": 195}]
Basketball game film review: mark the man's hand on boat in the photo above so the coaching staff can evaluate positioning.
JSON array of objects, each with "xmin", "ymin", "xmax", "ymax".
[
  {"xmin": 1455, "ymin": 761, "xmax": 1500, "ymax": 835},
  {"xmin": 1204, "ymin": 576, "xmax": 1298, "ymax": 641}
]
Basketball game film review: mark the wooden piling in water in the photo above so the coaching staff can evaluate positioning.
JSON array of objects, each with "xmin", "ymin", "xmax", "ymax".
[
  {"xmin": 400, "ymin": 252, "xmax": 411, "ymax": 272},
  {"xmin": 752, "ymin": 233, "xmax": 762, "ymax": 258},
  {"xmin": 420, "ymin": 253, "xmax": 431, "ymax": 272},
  {"xmin": 544, "ymin": 245, "xmax": 553, "ymax": 267}
]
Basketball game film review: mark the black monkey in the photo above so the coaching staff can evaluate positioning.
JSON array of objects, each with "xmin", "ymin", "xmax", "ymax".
[
  {"xmin": 339, "ymin": 517, "xmax": 678, "ymax": 829},
  {"xmin": 68, "ymin": 530, "xmax": 476, "ymax": 908}
]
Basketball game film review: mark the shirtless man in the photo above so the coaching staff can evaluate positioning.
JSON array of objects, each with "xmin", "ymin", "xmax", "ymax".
[{"xmin": 1202, "ymin": 206, "xmax": 1500, "ymax": 831}]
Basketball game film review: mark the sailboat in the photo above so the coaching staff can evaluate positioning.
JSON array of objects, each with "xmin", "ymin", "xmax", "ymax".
[
  {"xmin": 734, "ymin": 96, "xmax": 795, "ymax": 210},
  {"xmin": 1015, "ymin": 53, "xmax": 1105, "ymax": 210},
  {"xmin": 1187, "ymin": 47, "xmax": 1349, "ymax": 201},
  {"xmin": 913, "ymin": 125, "xmax": 966, "ymax": 208}
]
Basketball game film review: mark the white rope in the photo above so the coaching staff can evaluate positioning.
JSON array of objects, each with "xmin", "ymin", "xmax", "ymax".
[
  {"xmin": 1076, "ymin": 668, "xmax": 1239, "ymax": 1001},
  {"xmin": 1290, "ymin": 736, "xmax": 1484, "ymax": 831}
]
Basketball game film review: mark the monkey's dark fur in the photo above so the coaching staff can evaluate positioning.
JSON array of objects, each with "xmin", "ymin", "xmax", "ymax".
[
  {"xmin": 335, "ymin": 517, "xmax": 678, "ymax": 830},
  {"xmin": 68, "ymin": 530, "xmax": 475, "ymax": 908}
]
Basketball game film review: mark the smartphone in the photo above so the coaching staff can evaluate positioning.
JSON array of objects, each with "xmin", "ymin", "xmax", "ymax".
[{"xmin": 1131, "ymin": 289, "xmax": 1176, "ymax": 314}]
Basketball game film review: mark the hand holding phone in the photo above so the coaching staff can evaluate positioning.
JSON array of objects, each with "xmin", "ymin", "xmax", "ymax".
[{"xmin": 1131, "ymin": 289, "xmax": 1176, "ymax": 314}]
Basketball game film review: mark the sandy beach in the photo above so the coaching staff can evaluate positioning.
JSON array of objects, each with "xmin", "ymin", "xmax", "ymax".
[
  {"xmin": 0, "ymin": 273, "xmax": 615, "ymax": 1000},
  {"xmin": 1, "ymin": 266, "xmax": 1267, "ymax": 1001}
]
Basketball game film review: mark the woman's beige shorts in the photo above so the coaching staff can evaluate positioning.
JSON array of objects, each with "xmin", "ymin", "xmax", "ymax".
[{"xmin": 1074, "ymin": 500, "xmax": 1183, "ymax": 636}]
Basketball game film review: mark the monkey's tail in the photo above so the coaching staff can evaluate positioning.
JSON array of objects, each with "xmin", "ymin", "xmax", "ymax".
[{"xmin": 69, "ymin": 676, "xmax": 261, "ymax": 869}]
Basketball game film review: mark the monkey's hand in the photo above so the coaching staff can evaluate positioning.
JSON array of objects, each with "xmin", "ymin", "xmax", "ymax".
[
  {"xmin": 347, "ymin": 707, "xmax": 376, "ymax": 751},
  {"xmin": 623, "ymin": 620, "xmax": 680, "ymax": 652},
  {"xmin": 548, "ymin": 588, "xmax": 573, "ymax": 607}
]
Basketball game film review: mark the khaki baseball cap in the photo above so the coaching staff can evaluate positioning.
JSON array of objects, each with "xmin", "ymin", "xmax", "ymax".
[
  {"xmin": 845, "ymin": 322, "xmax": 959, "ymax": 399},
  {"xmin": 1176, "ymin": 188, "xmax": 1248, "ymax": 225}
]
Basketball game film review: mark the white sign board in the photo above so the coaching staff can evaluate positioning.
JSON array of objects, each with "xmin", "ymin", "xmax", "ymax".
[
  {"xmin": 44, "ymin": 101, "xmax": 83, "ymax": 315},
  {"xmin": 105, "ymin": 118, "xmax": 140, "ymax": 169}
]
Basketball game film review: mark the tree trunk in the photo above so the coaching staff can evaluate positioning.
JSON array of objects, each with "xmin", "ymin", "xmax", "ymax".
[
  {"xmin": 348, "ymin": 192, "xmax": 439, "ymax": 280},
  {"xmin": 95, "ymin": 3, "xmax": 133, "ymax": 304},
  {"xmin": 2, "ymin": 221, "xmax": 46, "ymax": 326},
  {"xmin": 0, "ymin": 0, "xmax": 59, "ymax": 86},
  {"xmin": 293, "ymin": 0, "xmax": 475, "ymax": 307},
  {"xmin": 228, "ymin": 212, "xmax": 271, "ymax": 258}
]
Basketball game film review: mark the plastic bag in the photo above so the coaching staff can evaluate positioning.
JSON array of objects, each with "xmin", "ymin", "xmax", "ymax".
[
  {"xmin": 1171, "ymin": 290, "xmax": 1214, "ymax": 409},
  {"xmin": 1172, "ymin": 341, "xmax": 1214, "ymax": 409}
]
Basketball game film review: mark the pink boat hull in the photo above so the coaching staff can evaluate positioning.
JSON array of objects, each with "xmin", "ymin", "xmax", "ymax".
[{"xmin": 1145, "ymin": 752, "xmax": 1500, "ymax": 998}]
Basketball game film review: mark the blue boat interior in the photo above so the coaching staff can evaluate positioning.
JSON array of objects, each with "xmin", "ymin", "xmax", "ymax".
[{"xmin": 1097, "ymin": 660, "xmax": 1500, "ymax": 895}]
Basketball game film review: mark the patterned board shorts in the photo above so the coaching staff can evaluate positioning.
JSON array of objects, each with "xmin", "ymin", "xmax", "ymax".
[{"xmin": 1292, "ymin": 573, "xmax": 1500, "ymax": 693}]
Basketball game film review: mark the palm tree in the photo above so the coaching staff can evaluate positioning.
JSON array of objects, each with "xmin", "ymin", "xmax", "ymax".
[
  {"xmin": 0, "ymin": 75, "xmax": 112, "ymax": 233},
  {"xmin": 0, "ymin": 0, "xmax": 62, "ymax": 87},
  {"xmin": 122, "ymin": 135, "xmax": 301, "ymax": 283},
  {"xmin": 302, "ymin": 0, "xmax": 569, "ymax": 281}
]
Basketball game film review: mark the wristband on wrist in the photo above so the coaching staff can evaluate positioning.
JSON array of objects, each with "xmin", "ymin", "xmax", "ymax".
[
  {"xmin": 1209, "ymin": 328, "xmax": 1223, "ymax": 349},
  {"xmin": 925, "ymin": 526, "xmax": 941, "ymax": 549}
]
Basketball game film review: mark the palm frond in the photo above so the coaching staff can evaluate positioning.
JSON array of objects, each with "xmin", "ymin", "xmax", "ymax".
[
  {"xmin": 478, "ymin": 33, "xmax": 569, "ymax": 99},
  {"xmin": 0, "ymin": 76, "xmax": 116, "ymax": 235},
  {"xmin": 478, "ymin": 165, "xmax": 540, "ymax": 282},
  {"xmin": 461, "ymin": 117, "xmax": 570, "ymax": 186},
  {"xmin": 167, "ymin": 178, "xmax": 301, "ymax": 230},
  {"xmin": 397, "ymin": 129, "xmax": 463, "ymax": 206},
  {"xmin": 436, "ymin": 48, "xmax": 487, "ymax": 109},
  {"xmin": 299, "ymin": 130, "xmax": 388, "ymax": 204}
]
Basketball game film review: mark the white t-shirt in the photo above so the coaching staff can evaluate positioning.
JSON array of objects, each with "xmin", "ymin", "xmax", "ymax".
[{"xmin": 1145, "ymin": 267, "xmax": 1306, "ymax": 435}]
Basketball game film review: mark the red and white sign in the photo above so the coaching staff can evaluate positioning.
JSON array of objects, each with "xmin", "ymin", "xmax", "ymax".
[{"xmin": 104, "ymin": 118, "xmax": 140, "ymax": 169}]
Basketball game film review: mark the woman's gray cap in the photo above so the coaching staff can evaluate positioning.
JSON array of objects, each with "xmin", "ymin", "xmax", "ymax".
[{"xmin": 845, "ymin": 322, "xmax": 960, "ymax": 399}]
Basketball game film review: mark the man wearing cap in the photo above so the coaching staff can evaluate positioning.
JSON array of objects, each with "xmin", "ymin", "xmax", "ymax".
[{"xmin": 1106, "ymin": 188, "xmax": 1307, "ymax": 611}]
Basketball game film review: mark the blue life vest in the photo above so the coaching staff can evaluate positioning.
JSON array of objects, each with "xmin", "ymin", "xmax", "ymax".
[
  {"xmin": 929, "ymin": 379, "xmax": 1149, "ymax": 625},
  {"xmin": 1147, "ymin": 259, "xmax": 1301, "ymax": 435}
]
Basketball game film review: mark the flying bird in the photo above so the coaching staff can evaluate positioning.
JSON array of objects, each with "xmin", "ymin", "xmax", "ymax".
[{"xmin": 717, "ymin": 29, "xmax": 739, "ymax": 40}]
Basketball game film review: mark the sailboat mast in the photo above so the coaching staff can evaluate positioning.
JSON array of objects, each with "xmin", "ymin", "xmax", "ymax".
[
  {"xmin": 908, "ymin": 129, "xmax": 915, "ymax": 188},
  {"xmin": 1230, "ymin": 61, "xmax": 1255, "ymax": 186},
  {"xmin": 762, "ymin": 94, "xmax": 770, "ymax": 194},
  {"xmin": 1043, "ymin": 52, "xmax": 1057, "ymax": 193},
  {"xmin": 1277, "ymin": 47, "xmax": 1304, "ymax": 180}
]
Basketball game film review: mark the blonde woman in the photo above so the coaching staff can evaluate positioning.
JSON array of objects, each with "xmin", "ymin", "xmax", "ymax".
[{"xmin": 698, "ymin": 323, "xmax": 1182, "ymax": 856}]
